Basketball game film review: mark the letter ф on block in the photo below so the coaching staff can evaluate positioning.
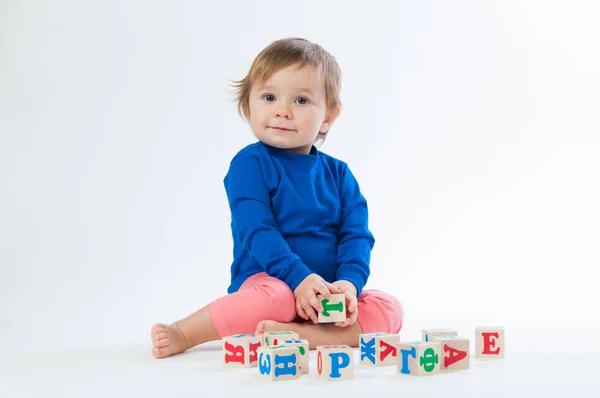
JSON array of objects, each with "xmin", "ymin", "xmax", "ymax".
[
  {"xmin": 359, "ymin": 333, "xmax": 400, "ymax": 366},
  {"xmin": 475, "ymin": 327, "xmax": 505, "ymax": 358},
  {"xmin": 262, "ymin": 331, "xmax": 299, "ymax": 347},
  {"xmin": 430, "ymin": 336, "xmax": 470, "ymax": 370},
  {"xmin": 422, "ymin": 328, "xmax": 458, "ymax": 343},
  {"xmin": 396, "ymin": 341, "xmax": 441, "ymax": 376},
  {"xmin": 257, "ymin": 345, "xmax": 301, "ymax": 381},
  {"xmin": 222, "ymin": 334, "xmax": 262, "ymax": 368},
  {"xmin": 317, "ymin": 293, "xmax": 346, "ymax": 323},
  {"xmin": 281, "ymin": 339, "xmax": 310, "ymax": 374},
  {"xmin": 316, "ymin": 345, "xmax": 354, "ymax": 381}
]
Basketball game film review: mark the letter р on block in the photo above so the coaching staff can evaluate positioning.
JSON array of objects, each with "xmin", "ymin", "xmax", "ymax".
[
  {"xmin": 262, "ymin": 331, "xmax": 299, "ymax": 347},
  {"xmin": 222, "ymin": 334, "xmax": 262, "ymax": 368},
  {"xmin": 317, "ymin": 293, "xmax": 346, "ymax": 323},
  {"xmin": 475, "ymin": 327, "xmax": 505, "ymax": 358},
  {"xmin": 396, "ymin": 341, "xmax": 441, "ymax": 376},
  {"xmin": 316, "ymin": 345, "xmax": 354, "ymax": 381},
  {"xmin": 359, "ymin": 333, "xmax": 400, "ymax": 366},
  {"xmin": 257, "ymin": 345, "xmax": 301, "ymax": 381},
  {"xmin": 430, "ymin": 335, "xmax": 470, "ymax": 370}
]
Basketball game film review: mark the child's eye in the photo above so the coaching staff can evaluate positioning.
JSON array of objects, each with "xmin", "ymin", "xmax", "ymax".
[
  {"xmin": 296, "ymin": 97, "xmax": 308, "ymax": 105},
  {"xmin": 263, "ymin": 94, "xmax": 275, "ymax": 102}
]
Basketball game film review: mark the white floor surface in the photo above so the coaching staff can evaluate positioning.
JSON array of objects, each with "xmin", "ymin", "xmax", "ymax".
[{"xmin": 1, "ymin": 333, "xmax": 598, "ymax": 398}]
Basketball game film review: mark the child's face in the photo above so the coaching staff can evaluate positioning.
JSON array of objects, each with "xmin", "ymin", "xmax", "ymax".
[{"xmin": 248, "ymin": 64, "xmax": 337, "ymax": 154}]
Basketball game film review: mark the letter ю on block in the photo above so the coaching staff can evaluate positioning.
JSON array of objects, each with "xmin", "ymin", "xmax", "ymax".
[
  {"xmin": 475, "ymin": 327, "xmax": 505, "ymax": 358},
  {"xmin": 257, "ymin": 345, "xmax": 301, "ymax": 381},
  {"xmin": 359, "ymin": 333, "xmax": 400, "ymax": 366},
  {"xmin": 222, "ymin": 334, "xmax": 262, "ymax": 368},
  {"xmin": 262, "ymin": 331, "xmax": 299, "ymax": 347},
  {"xmin": 396, "ymin": 341, "xmax": 441, "ymax": 376},
  {"xmin": 430, "ymin": 336, "xmax": 470, "ymax": 370},
  {"xmin": 422, "ymin": 328, "xmax": 458, "ymax": 343},
  {"xmin": 316, "ymin": 345, "xmax": 354, "ymax": 381},
  {"xmin": 317, "ymin": 293, "xmax": 346, "ymax": 323}
]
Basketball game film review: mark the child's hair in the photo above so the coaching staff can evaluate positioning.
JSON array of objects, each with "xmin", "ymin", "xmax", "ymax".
[{"xmin": 230, "ymin": 37, "xmax": 342, "ymax": 146}]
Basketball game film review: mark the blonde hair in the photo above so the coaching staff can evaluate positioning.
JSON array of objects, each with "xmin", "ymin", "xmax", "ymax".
[{"xmin": 230, "ymin": 38, "xmax": 342, "ymax": 145}]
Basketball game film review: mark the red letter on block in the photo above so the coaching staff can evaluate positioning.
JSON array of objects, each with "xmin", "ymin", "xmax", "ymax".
[
  {"xmin": 482, "ymin": 332, "xmax": 500, "ymax": 355},
  {"xmin": 443, "ymin": 344, "xmax": 467, "ymax": 367},
  {"xmin": 380, "ymin": 340, "xmax": 397, "ymax": 361},
  {"xmin": 224, "ymin": 341, "xmax": 245, "ymax": 364}
]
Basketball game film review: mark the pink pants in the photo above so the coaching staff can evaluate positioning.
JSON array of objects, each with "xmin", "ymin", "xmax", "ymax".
[{"xmin": 208, "ymin": 272, "xmax": 404, "ymax": 338}]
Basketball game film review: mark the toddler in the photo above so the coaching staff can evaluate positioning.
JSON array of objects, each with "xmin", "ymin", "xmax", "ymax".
[{"xmin": 151, "ymin": 37, "xmax": 404, "ymax": 358}]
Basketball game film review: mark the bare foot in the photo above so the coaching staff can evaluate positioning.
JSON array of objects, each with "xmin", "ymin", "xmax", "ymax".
[
  {"xmin": 151, "ymin": 323, "xmax": 192, "ymax": 358},
  {"xmin": 256, "ymin": 319, "xmax": 362, "ymax": 349}
]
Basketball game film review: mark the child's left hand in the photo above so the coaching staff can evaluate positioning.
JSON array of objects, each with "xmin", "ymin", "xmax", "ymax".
[{"xmin": 331, "ymin": 280, "xmax": 358, "ymax": 328}]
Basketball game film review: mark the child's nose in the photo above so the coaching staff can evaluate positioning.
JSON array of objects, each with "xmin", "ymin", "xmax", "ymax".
[{"xmin": 274, "ymin": 106, "xmax": 292, "ymax": 119}]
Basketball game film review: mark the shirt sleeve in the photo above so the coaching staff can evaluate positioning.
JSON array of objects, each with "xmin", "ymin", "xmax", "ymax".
[
  {"xmin": 224, "ymin": 152, "xmax": 313, "ymax": 292},
  {"xmin": 335, "ymin": 164, "xmax": 375, "ymax": 296}
]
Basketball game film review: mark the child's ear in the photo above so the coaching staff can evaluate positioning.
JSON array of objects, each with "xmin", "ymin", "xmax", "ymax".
[{"xmin": 320, "ymin": 105, "xmax": 341, "ymax": 133}]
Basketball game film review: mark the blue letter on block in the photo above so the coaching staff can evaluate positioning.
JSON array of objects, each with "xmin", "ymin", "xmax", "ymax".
[
  {"xmin": 259, "ymin": 352, "xmax": 271, "ymax": 375},
  {"xmin": 329, "ymin": 352, "xmax": 351, "ymax": 378},
  {"xmin": 360, "ymin": 337, "xmax": 376, "ymax": 364},
  {"xmin": 274, "ymin": 353, "xmax": 297, "ymax": 377},
  {"xmin": 400, "ymin": 347, "xmax": 416, "ymax": 375}
]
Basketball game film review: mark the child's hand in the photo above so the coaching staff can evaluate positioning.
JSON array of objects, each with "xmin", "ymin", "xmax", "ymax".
[
  {"xmin": 331, "ymin": 280, "xmax": 358, "ymax": 328},
  {"xmin": 294, "ymin": 274, "xmax": 342, "ymax": 324}
]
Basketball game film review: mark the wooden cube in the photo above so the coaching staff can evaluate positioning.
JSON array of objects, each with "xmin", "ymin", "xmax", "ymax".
[
  {"xmin": 475, "ymin": 327, "xmax": 505, "ymax": 358},
  {"xmin": 359, "ymin": 332, "xmax": 400, "ymax": 366},
  {"xmin": 257, "ymin": 345, "xmax": 301, "ymax": 381},
  {"xmin": 316, "ymin": 345, "xmax": 354, "ymax": 380},
  {"xmin": 262, "ymin": 331, "xmax": 299, "ymax": 347},
  {"xmin": 222, "ymin": 334, "xmax": 262, "ymax": 368},
  {"xmin": 396, "ymin": 341, "xmax": 441, "ymax": 376},
  {"xmin": 422, "ymin": 328, "xmax": 458, "ymax": 343},
  {"xmin": 280, "ymin": 339, "xmax": 310, "ymax": 374},
  {"xmin": 317, "ymin": 293, "xmax": 346, "ymax": 323},
  {"xmin": 431, "ymin": 336, "xmax": 470, "ymax": 370}
]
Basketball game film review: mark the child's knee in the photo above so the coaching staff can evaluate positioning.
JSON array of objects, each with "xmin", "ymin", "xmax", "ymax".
[
  {"xmin": 359, "ymin": 290, "xmax": 405, "ymax": 334},
  {"xmin": 252, "ymin": 277, "xmax": 296, "ymax": 322}
]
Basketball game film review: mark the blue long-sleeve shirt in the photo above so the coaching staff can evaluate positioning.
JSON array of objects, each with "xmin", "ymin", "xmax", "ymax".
[{"xmin": 223, "ymin": 141, "xmax": 375, "ymax": 296}]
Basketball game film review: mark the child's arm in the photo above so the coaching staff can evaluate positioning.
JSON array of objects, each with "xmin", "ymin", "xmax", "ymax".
[
  {"xmin": 223, "ymin": 152, "xmax": 314, "ymax": 292},
  {"xmin": 335, "ymin": 164, "xmax": 375, "ymax": 297}
]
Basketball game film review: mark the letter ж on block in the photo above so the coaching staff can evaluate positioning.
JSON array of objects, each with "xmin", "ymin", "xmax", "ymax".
[
  {"xmin": 222, "ymin": 334, "xmax": 262, "ymax": 368},
  {"xmin": 475, "ymin": 327, "xmax": 505, "ymax": 358},
  {"xmin": 396, "ymin": 341, "xmax": 441, "ymax": 376},
  {"xmin": 257, "ymin": 345, "xmax": 301, "ymax": 381},
  {"xmin": 317, "ymin": 293, "xmax": 346, "ymax": 323},
  {"xmin": 359, "ymin": 333, "xmax": 400, "ymax": 366},
  {"xmin": 316, "ymin": 345, "xmax": 354, "ymax": 381}
]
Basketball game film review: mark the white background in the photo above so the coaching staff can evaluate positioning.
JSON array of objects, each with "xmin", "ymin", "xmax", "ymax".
[{"xmin": 1, "ymin": 0, "xmax": 599, "ymax": 357}]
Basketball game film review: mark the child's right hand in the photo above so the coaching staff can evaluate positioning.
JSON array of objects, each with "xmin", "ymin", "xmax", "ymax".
[{"xmin": 293, "ymin": 274, "xmax": 342, "ymax": 324}]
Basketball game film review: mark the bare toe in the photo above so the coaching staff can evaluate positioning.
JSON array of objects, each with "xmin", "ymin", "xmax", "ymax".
[{"xmin": 150, "ymin": 322, "xmax": 191, "ymax": 359}]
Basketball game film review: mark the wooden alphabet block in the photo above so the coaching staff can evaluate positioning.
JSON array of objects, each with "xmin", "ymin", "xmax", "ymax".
[
  {"xmin": 475, "ymin": 327, "xmax": 505, "ymax": 358},
  {"xmin": 422, "ymin": 328, "xmax": 458, "ymax": 343},
  {"xmin": 257, "ymin": 345, "xmax": 301, "ymax": 381},
  {"xmin": 222, "ymin": 334, "xmax": 262, "ymax": 368},
  {"xmin": 359, "ymin": 332, "xmax": 400, "ymax": 366},
  {"xmin": 262, "ymin": 331, "xmax": 299, "ymax": 347},
  {"xmin": 316, "ymin": 345, "xmax": 354, "ymax": 380},
  {"xmin": 431, "ymin": 336, "xmax": 470, "ymax": 370},
  {"xmin": 280, "ymin": 339, "xmax": 310, "ymax": 374},
  {"xmin": 317, "ymin": 293, "xmax": 346, "ymax": 323},
  {"xmin": 396, "ymin": 341, "xmax": 441, "ymax": 376}
]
